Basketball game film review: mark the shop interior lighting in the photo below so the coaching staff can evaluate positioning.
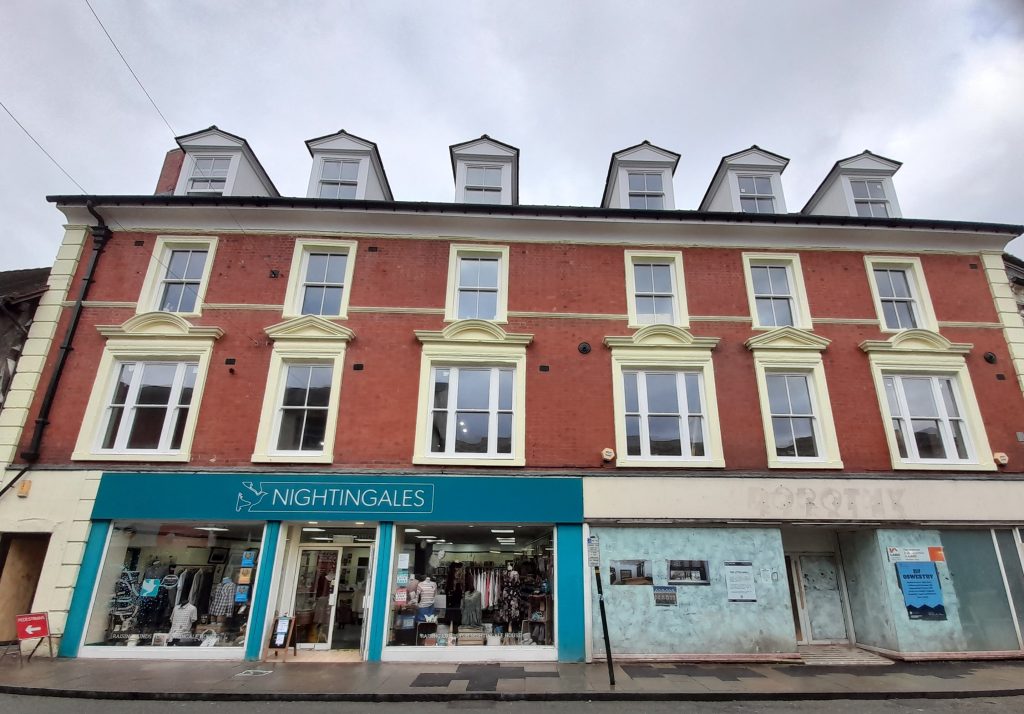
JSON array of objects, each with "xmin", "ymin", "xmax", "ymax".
[
  {"xmin": 405, "ymin": 528, "xmax": 421, "ymax": 533},
  {"xmin": 491, "ymin": 529, "xmax": 515, "ymax": 533},
  {"xmin": 195, "ymin": 526, "xmax": 229, "ymax": 532},
  {"xmin": 489, "ymin": 550, "xmax": 501, "ymax": 554},
  {"xmin": 307, "ymin": 521, "xmax": 318, "ymax": 525},
  {"xmin": 302, "ymin": 527, "xmax": 325, "ymax": 532},
  {"xmin": 355, "ymin": 538, "xmax": 374, "ymax": 542},
  {"xmin": 355, "ymin": 521, "xmax": 365, "ymax": 525},
  {"xmin": 416, "ymin": 535, "xmax": 435, "ymax": 539},
  {"xmin": 312, "ymin": 537, "xmax": 333, "ymax": 542}
]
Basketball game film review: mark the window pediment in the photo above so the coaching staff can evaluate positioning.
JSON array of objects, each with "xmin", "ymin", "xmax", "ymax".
[
  {"xmin": 860, "ymin": 329, "xmax": 971, "ymax": 355},
  {"xmin": 97, "ymin": 312, "xmax": 224, "ymax": 341},
  {"xmin": 264, "ymin": 315, "xmax": 355, "ymax": 342},
  {"xmin": 745, "ymin": 326, "xmax": 830, "ymax": 352},
  {"xmin": 605, "ymin": 324, "xmax": 719, "ymax": 351},
  {"xmin": 416, "ymin": 319, "xmax": 532, "ymax": 346}
]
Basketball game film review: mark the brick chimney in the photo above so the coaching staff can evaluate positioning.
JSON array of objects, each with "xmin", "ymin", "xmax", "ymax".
[{"xmin": 154, "ymin": 148, "xmax": 185, "ymax": 195}]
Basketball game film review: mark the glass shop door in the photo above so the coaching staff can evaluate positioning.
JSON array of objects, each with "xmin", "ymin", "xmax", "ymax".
[{"xmin": 290, "ymin": 548, "xmax": 342, "ymax": 650}]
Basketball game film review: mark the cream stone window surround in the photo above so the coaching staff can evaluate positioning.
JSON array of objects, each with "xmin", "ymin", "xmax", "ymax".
[
  {"xmin": 444, "ymin": 244, "xmax": 510, "ymax": 323},
  {"xmin": 624, "ymin": 250, "xmax": 688, "ymax": 329},
  {"xmin": 860, "ymin": 329, "xmax": 994, "ymax": 471},
  {"xmin": 282, "ymin": 239, "xmax": 358, "ymax": 319},
  {"xmin": 605, "ymin": 324, "xmax": 724, "ymax": 468},
  {"xmin": 742, "ymin": 253, "xmax": 813, "ymax": 330},
  {"xmin": 412, "ymin": 320, "xmax": 532, "ymax": 467},
  {"xmin": 72, "ymin": 312, "xmax": 223, "ymax": 462},
  {"xmin": 746, "ymin": 327, "xmax": 843, "ymax": 469},
  {"xmin": 251, "ymin": 315, "xmax": 354, "ymax": 464},
  {"xmin": 864, "ymin": 256, "xmax": 938, "ymax": 333},
  {"xmin": 137, "ymin": 236, "xmax": 218, "ymax": 318}
]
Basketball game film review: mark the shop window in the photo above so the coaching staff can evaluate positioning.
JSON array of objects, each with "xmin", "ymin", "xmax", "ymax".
[
  {"xmin": 82, "ymin": 521, "xmax": 265, "ymax": 651},
  {"xmin": 444, "ymin": 245, "xmax": 510, "ymax": 323},
  {"xmin": 137, "ymin": 236, "xmax": 218, "ymax": 317},
  {"xmin": 283, "ymin": 239, "xmax": 358, "ymax": 319},
  {"xmin": 624, "ymin": 250, "xmax": 688, "ymax": 328},
  {"xmin": 387, "ymin": 524, "xmax": 555, "ymax": 648}
]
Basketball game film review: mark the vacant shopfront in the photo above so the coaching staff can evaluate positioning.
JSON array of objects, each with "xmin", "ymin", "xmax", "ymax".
[{"xmin": 60, "ymin": 472, "xmax": 585, "ymax": 662}]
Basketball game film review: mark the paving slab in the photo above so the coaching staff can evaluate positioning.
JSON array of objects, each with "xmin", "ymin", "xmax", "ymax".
[{"xmin": 1, "ymin": 658, "xmax": 1024, "ymax": 701}]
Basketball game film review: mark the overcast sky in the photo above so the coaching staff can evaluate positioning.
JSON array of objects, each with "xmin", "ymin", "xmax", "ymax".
[{"xmin": 2, "ymin": 1, "xmax": 1023, "ymax": 271}]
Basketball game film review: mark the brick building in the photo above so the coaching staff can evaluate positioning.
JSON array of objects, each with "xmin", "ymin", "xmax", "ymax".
[{"xmin": 1, "ymin": 127, "xmax": 1024, "ymax": 664}]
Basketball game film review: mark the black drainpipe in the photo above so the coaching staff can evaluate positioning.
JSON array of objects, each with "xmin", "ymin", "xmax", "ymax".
[{"xmin": 0, "ymin": 202, "xmax": 111, "ymax": 500}]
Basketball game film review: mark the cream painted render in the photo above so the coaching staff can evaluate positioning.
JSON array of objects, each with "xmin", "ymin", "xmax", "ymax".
[
  {"xmin": 982, "ymin": 251, "xmax": 1024, "ymax": 397},
  {"xmin": 584, "ymin": 476, "xmax": 1024, "ymax": 523},
  {"xmin": 0, "ymin": 469, "xmax": 102, "ymax": 655}
]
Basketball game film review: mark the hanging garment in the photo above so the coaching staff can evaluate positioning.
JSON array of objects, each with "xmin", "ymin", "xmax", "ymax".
[
  {"xmin": 497, "ymin": 571, "xmax": 524, "ymax": 624},
  {"xmin": 462, "ymin": 589, "xmax": 483, "ymax": 627},
  {"xmin": 169, "ymin": 603, "xmax": 198, "ymax": 639},
  {"xmin": 209, "ymin": 580, "xmax": 235, "ymax": 617}
]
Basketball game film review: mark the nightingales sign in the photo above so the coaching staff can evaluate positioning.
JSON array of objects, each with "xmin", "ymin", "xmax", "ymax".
[{"xmin": 236, "ymin": 481, "xmax": 434, "ymax": 515}]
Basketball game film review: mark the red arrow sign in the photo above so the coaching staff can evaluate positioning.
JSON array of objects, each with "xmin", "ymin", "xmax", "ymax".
[{"xmin": 15, "ymin": 613, "xmax": 49, "ymax": 640}]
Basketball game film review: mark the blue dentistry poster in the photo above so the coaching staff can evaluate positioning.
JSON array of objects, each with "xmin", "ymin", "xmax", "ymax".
[{"xmin": 895, "ymin": 561, "xmax": 946, "ymax": 620}]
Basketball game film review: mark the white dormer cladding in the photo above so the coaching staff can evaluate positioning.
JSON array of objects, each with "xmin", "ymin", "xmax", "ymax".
[
  {"xmin": 450, "ymin": 135, "xmax": 520, "ymax": 206},
  {"xmin": 172, "ymin": 126, "xmax": 279, "ymax": 197},
  {"xmin": 305, "ymin": 130, "xmax": 393, "ymax": 201},
  {"xmin": 801, "ymin": 150, "xmax": 903, "ymax": 218},
  {"xmin": 601, "ymin": 141, "xmax": 680, "ymax": 210},
  {"xmin": 699, "ymin": 146, "xmax": 789, "ymax": 214}
]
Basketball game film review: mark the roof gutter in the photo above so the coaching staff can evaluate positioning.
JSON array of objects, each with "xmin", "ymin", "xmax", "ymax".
[{"xmin": 45, "ymin": 195, "xmax": 1024, "ymax": 236}]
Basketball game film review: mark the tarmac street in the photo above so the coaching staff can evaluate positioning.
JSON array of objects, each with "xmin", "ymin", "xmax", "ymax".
[{"xmin": 2, "ymin": 695, "xmax": 1024, "ymax": 713}]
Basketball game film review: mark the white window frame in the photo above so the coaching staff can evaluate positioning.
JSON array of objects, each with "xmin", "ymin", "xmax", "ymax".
[
  {"xmin": 444, "ymin": 244, "xmax": 510, "ymax": 323},
  {"xmin": 94, "ymin": 361, "xmax": 199, "ymax": 455},
  {"xmin": 607, "ymin": 325, "xmax": 724, "ymax": 468},
  {"xmin": 736, "ymin": 174, "xmax": 776, "ymax": 214},
  {"xmin": 842, "ymin": 175, "xmax": 902, "ymax": 218},
  {"xmin": 72, "ymin": 313, "xmax": 221, "ymax": 463},
  {"xmin": 251, "ymin": 316, "xmax": 353, "ymax": 464},
  {"xmin": 849, "ymin": 178, "xmax": 890, "ymax": 218},
  {"xmin": 624, "ymin": 250, "xmax": 688, "ymax": 329},
  {"xmin": 742, "ymin": 253, "xmax": 813, "ymax": 330},
  {"xmin": 626, "ymin": 171, "xmax": 666, "ymax": 210},
  {"xmin": 747, "ymin": 329, "xmax": 843, "ymax": 469},
  {"xmin": 317, "ymin": 158, "xmax": 362, "ymax": 199},
  {"xmin": 283, "ymin": 239, "xmax": 358, "ymax": 319},
  {"xmin": 862, "ymin": 332, "xmax": 994, "ymax": 471},
  {"xmin": 427, "ymin": 365, "xmax": 516, "ymax": 459},
  {"xmin": 413, "ymin": 321, "xmax": 532, "ymax": 467},
  {"xmin": 463, "ymin": 164, "xmax": 504, "ymax": 204},
  {"xmin": 864, "ymin": 256, "xmax": 938, "ymax": 333},
  {"xmin": 621, "ymin": 369, "xmax": 708, "ymax": 460},
  {"xmin": 174, "ymin": 153, "xmax": 240, "ymax": 196},
  {"xmin": 882, "ymin": 374, "xmax": 975, "ymax": 465},
  {"xmin": 137, "ymin": 236, "xmax": 218, "ymax": 318}
]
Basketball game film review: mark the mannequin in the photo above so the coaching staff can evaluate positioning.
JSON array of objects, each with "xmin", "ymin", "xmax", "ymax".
[
  {"xmin": 169, "ymin": 601, "xmax": 198, "ymax": 644},
  {"xmin": 498, "ymin": 566, "xmax": 523, "ymax": 636},
  {"xmin": 209, "ymin": 575, "xmax": 236, "ymax": 622},
  {"xmin": 415, "ymin": 575, "xmax": 436, "ymax": 622}
]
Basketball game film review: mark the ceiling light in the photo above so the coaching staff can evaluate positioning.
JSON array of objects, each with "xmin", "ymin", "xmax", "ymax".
[
  {"xmin": 355, "ymin": 522, "xmax": 365, "ymax": 526},
  {"xmin": 307, "ymin": 521, "xmax": 318, "ymax": 525},
  {"xmin": 405, "ymin": 529, "xmax": 421, "ymax": 533},
  {"xmin": 312, "ymin": 537, "xmax": 333, "ymax": 542},
  {"xmin": 416, "ymin": 535, "xmax": 435, "ymax": 539},
  {"xmin": 195, "ymin": 526, "xmax": 228, "ymax": 532},
  {"xmin": 491, "ymin": 529, "xmax": 514, "ymax": 534},
  {"xmin": 489, "ymin": 550, "xmax": 501, "ymax": 554},
  {"xmin": 355, "ymin": 538, "xmax": 374, "ymax": 542},
  {"xmin": 302, "ymin": 527, "xmax": 325, "ymax": 532}
]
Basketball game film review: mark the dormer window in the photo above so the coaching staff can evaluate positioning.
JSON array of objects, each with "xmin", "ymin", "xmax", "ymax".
[
  {"xmin": 465, "ymin": 166, "xmax": 503, "ymax": 204},
  {"xmin": 319, "ymin": 159, "xmax": 360, "ymax": 199},
  {"xmin": 738, "ymin": 176, "xmax": 775, "ymax": 214},
  {"xmin": 627, "ymin": 172, "xmax": 665, "ymax": 210},
  {"xmin": 187, "ymin": 156, "xmax": 231, "ymax": 195},
  {"xmin": 850, "ymin": 179, "xmax": 890, "ymax": 217}
]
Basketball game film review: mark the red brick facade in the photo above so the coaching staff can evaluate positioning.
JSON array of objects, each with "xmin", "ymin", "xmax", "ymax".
[{"xmin": 19, "ymin": 230, "xmax": 1024, "ymax": 473}]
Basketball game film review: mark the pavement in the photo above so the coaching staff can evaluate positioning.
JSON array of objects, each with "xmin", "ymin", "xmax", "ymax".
[{"xmin": 1, "ymin": 658, "xmax": 1024, "ymax": 701}]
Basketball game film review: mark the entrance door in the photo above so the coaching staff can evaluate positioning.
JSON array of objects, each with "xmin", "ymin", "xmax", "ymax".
[
  {"xmin": 787, "ymin": 554, "xmax": 849, "ymax": 644},
  {"xmin": 0, "ymin": 535, "xmax": 50, "ymax": 641},
  {"xmin": 291, "ymin": 548, "xmax": 342, "ymax": 650}
]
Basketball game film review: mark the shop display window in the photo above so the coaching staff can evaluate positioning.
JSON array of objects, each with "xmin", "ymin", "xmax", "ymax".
[
  {"xmin": 387, "ymin": 524, "xmax": 554, "ymax": 648},
  {"xmin": 84, "ymin": 521, "xmax": 264, "ymax": 649}
]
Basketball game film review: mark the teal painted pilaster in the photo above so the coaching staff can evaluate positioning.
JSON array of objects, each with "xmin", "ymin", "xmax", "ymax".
[
  {"xmin": 244, "ymin": 521, "xmax": 280, "ymax": 661},
  {"xmin": 556, "ymin": 523, "xmax": 585, "ymax": 662},
  {"xmin": 367, "ymin": 521, "xmax": 394, "ymax": 662},
  {"xmin": 59, "ymin": 520, "xmax": 111, "ymax": 658}
]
